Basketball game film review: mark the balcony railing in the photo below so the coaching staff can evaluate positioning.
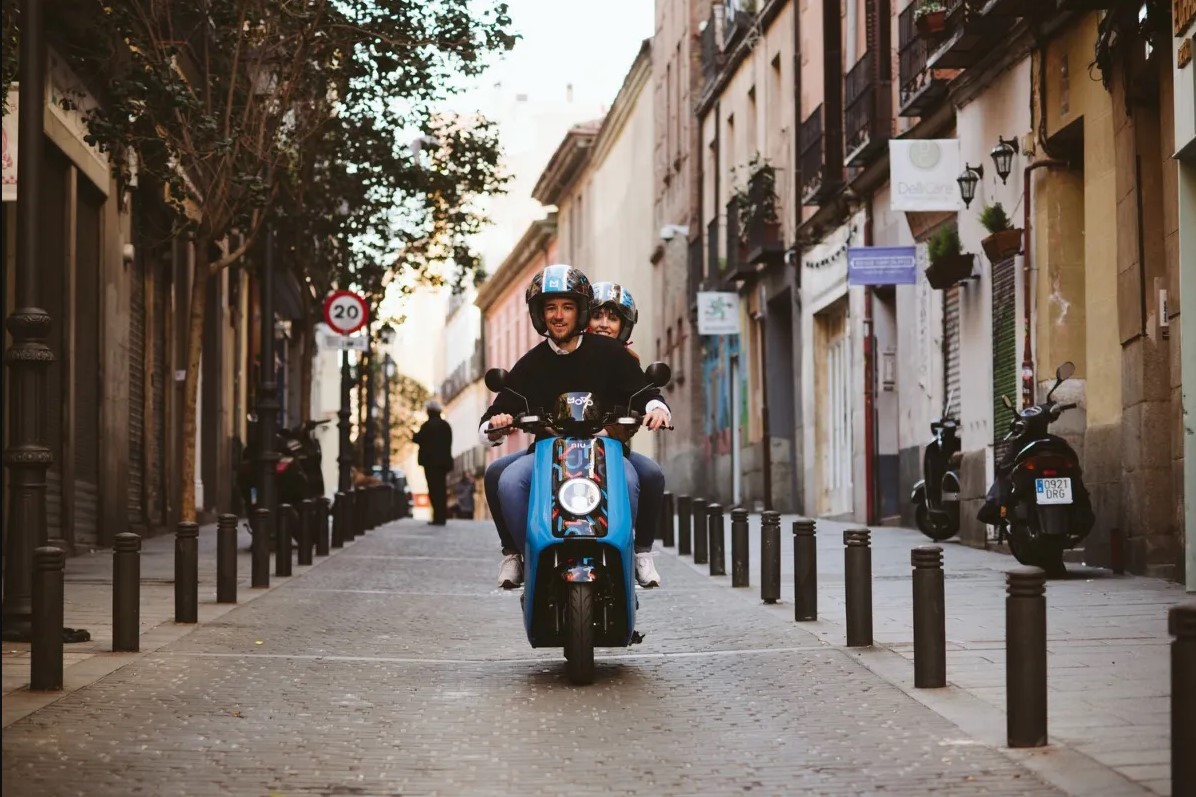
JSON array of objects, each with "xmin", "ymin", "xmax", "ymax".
[
  {"xmin": 440, "ymin": 340, "xmax": 485, "ymax": 404},
  {"xmin": 723, "ymin": 0, "xmax": 756, "ymax": 46},
  {"xmin": 799, "ymin": 105, "xmax": 831, "ymax": 204},
  {"xmin": 844, "ymin": 51, "xmax": 890, "ymax": 166},
  {"xmin": 898, "ymin": 4, "xmax": 948, "ymax": 117},
  {"xmin": 743, "ymin": 165, "xmax": 785, "ymax": 268},
  {"xmin": 926, "ymin": 0, "xmax": 1013, "ymax": 71},
  {"xmin": 699, "ymin": 10, "xmax": 721, "ymax": 95}
]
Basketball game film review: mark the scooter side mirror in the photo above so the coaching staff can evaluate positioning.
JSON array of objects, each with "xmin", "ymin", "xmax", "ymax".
[
  {"xmin": 645, "ymin": 361, "xmax": 672, "ymax": 388},
  {"xmin": 484, "ymin": 368, "xmax": 509, "ymax": 393},
  {"xmin": 1056, "ymin": 361, "xmax": 1075, "ymax": 382}
]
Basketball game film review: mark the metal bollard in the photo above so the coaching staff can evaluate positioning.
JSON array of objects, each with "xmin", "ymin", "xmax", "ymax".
[
  {"xmin": 912, "ymin": 546, "xmax": 946, "ymax": 688},
  {"xmin": 677, "ymin": 495, "xmax": 692, "ymax": 556},
  {"xmin": 31, "ymin": 547, "xmax": 65, "ymax": 691},
  {"xmin": 660, "ymin": 491, "xmax": 675, "ymax": 547},
  {"xmin": 1006, "ymin": 566, "xmax": 1047, "ymax": 748},
  {"xmin": 112, "ymin": 533, "xmax": 141, "ymax": 651},
  {"xmin": 731, "ymin": 508, "xmax": 750, "ymax": 587},
  {"xmin": 174, "ymin": 522, "xmax": 199, "ymax": 623},
  {"xmin": 793, "ymin": 519, "xmax": 817, "ymax": 621},
  {"xmin": 298, "ymin": 499, "xmax": 315, "ymax": 566},
  {"xmin": 216, "ymin": 515, "xmax": 237, "ymax": 604},
  {"xmin": 276, "ymin": 504, "xmax": 295, "ymax": 577},
  {"xmin": 1171, "ymin": 601, "xmax": 1196, "ymax": 797},
  {"xmin": 332, "ymin": 492, "xmax": 346, "ymax": 548},
  {"xmin": 692, "ymin": 498, "xmax": 708, "ymax": 565},
  {"xmin": 350, "ymin": 489, "xmax": 363, "ymax": 539},
  {"xmin": 707, "ymin": 503, "xmax": 726, "ymax": 576},
  {"xmin": 844, "ymin": 529, "xmax": 873, "ymax": 646},
  {"xmin": 760, "ymin": 510, "xmax": 781, "ymax": 604},
  {"xmin": 251, "ymin": 507, "xmax": 271, "ymax": 588},
  {"xmin": 316, "ymin": 497, "xmax": 332, "ymax": 555}
]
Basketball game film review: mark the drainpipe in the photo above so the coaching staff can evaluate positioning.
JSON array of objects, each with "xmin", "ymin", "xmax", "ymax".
[
  {"xmin": 863, "ymin": 205, "xmax": 876, "ymax": 524},
  {"xmin": 1020, "ymin": 158, "xmax": 1066, "ymax": 409}
]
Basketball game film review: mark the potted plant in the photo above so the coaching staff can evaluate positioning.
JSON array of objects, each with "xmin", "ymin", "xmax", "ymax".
[
  {"xmin": 925, "ymin": 225, "xmax": 974, "ymax": 289},
  {"xmin": 978, "ymin": 201, "xmax": 1023, "ymax": 262},
  {"xmin": 914, "ymin": 1, "xmax": 947, "ymax": 37}
]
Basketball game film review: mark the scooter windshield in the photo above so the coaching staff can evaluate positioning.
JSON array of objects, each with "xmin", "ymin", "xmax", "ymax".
[{"xmin": 552, "ymin": 392, "xmax": 603, "ymax": 435}]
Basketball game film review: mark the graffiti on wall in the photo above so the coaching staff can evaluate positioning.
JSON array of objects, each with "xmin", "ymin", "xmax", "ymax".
[{"xmin": 701, "ymin": 334, "xmax": 742, "ymax": 458}]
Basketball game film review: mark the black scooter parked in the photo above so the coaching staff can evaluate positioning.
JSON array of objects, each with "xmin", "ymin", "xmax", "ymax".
[
  {"xmin": 236, "ymin": 418, "xmax": 330, "ymax": 516},
  {"xmin": 979, "ymin": 362, "xmax": 1094, "ymax": 575},
  {"xmin": 911, "ymin": 391, "xmax": 961, "ymax": 541}
]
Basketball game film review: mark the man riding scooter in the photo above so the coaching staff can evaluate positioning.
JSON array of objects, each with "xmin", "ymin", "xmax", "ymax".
[{"xmin": 479, "ymin": 265, "xmax": 671, "ymax": 589}]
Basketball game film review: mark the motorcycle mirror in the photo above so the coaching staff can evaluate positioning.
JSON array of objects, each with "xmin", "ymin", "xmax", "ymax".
[
  {"xmin": 1056, "ymin": 361, "xmax": 1075, "ymax": 382},
  {"xmin": 645, "ymin": 362, "xmax": 672, "ymax": 388},
  {"xmin": 484, "ymin": 368, "xmax": 509, "ymax": 393},
  {"xmin": 1001, "ymin": 394, "xmax": 1013, "ymax": 409}
]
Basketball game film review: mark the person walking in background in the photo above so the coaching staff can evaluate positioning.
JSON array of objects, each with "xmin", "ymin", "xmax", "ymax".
[
  {"xmin": 455, "ymin": 472, "xmax": 475, "ymax": 519},
  {"xmin": 413, "ymin": 400, "xmax": 452, "ymax": 526}
]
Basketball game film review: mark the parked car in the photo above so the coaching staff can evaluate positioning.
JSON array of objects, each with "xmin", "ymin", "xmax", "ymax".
[{"xmin": 372, "ymin": 465, "xmax": 414, "ymax": 518}]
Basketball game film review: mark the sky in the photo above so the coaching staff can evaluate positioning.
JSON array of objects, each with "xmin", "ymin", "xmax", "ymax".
[{"xmin": 448, "ymin": 0, "xmax": 656, "ymax": 116}]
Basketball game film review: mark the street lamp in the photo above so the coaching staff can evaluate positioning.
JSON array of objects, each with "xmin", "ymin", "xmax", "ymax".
[
  {"xmin": 379, "ymin": 323, "xmax": 397, "ymax": 480},
  {"xmin": 361, "ymin": 318, "xmax": 379, "ymax": 474},
  {"xmin": 991, "ymin": 136, "xmax": 1019, "ymax": 184},
  {"xmin": 957, "ymin": 163, "xmax": 983, "ymax": 209},
  {"xmin": 253, "ymin": 229, "xmax": 280, "ymax": 587}
]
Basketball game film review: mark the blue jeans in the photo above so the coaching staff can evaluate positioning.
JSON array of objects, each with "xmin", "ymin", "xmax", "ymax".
[
  {"xmin": 497, "ymin": 452, "xmax": 640, "ymax": 554},
  {"xmin": 628, "ymin": 451, "xmax": 665, "ymax": 553},
  {"xmin": 484, "ymin": 452, "xmax": 525, "ymax": 553}
]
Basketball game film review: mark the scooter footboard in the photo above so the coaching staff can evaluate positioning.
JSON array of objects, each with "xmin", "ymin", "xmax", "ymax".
[{"xmin": 524, "ymin": 540, "xmax": 635, "ymax": 648}]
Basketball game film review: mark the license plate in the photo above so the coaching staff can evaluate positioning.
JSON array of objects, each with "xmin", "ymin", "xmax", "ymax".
[{"xmin": 1035, "ymin": 477, "xmax": 1073, "ymax": 505}]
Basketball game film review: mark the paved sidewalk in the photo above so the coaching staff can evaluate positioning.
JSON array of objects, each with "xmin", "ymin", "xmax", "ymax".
[
  {"xmin": 0, "ymin": 514, "xmax": 1185, "ymax": 796},
  {"xmin": 662, "ymin": 513, "xmax": 1186, "ymax": 796}
]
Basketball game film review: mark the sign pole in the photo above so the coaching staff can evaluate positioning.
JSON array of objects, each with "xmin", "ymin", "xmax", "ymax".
[{"xmin": 338, "ymin": 349, "xmax": 352, "ymax": 493}]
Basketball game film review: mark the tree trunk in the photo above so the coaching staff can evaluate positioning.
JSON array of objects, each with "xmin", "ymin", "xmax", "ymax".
[
  {"xmin": 178, "ymin": 241, "xmax": 210, "ymax": 523},
  {"xmin": 299, "ymin": 316, "xmax": 314, "ymax": 422}
]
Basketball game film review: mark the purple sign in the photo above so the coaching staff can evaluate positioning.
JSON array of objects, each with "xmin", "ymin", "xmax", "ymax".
[{"xmin": 847, "ymin": 246, "xmax": 918, "ymax": 286}]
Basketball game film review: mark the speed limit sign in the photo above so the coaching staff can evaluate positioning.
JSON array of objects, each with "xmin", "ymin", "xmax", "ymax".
[{"xmin": 323, "ymin": 290, "xmax": 369, "ymax": 335}]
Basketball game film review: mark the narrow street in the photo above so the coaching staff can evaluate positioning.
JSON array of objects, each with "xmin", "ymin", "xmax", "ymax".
[{"xmin": 2, "ymin": 515, "xmax": 1176, "ymax": 796}]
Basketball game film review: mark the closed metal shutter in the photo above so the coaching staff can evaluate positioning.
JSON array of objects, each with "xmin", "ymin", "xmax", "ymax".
[
  {"xmin": 943, "ymin": 285, "xmax": 961, "ymax": 415},
  {"xmin": 991, "ymin": 257, "xmax": 1018, "ymax": 462},
  {"xmin": 127, "ymin": 248, "xmax": 147, "ymax": 527},
  {"xmin": 73, "ymin": 179, "xmax": 103, "ymax": 547},
  {"xmin": 149, "ymin": 261, "xmax": 170, "ymax": 528}
]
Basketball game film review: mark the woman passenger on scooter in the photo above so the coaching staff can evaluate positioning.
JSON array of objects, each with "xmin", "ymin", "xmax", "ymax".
[
  {"xmin": 479, "ymin": 265, "xmax": 671, "ymax": 590},
  {"xmin": 587, "ymin": 282, "xmax": 665, "ymax": 588}
]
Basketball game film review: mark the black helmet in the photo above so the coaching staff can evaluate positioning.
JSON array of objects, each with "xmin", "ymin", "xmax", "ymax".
[
  {"xmin": 590, "ymin": 282, "xmax": 639, "ymax": 343},
  {"xmin": 525, "ymin": 264, "xmax": 594, "ymax": 338}
]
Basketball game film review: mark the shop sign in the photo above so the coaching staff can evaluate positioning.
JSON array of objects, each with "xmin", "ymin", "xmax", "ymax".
[
  {"xmin": 847, "ymin": 246, "xmax": 918, "ymax": 286},
  {"xmin": 696, "ymin": 292, "xmax": 740, "ymax": 335},
  {"xmin": 889, "ymin": 139, "xmax": 964, "ymax": 212}
]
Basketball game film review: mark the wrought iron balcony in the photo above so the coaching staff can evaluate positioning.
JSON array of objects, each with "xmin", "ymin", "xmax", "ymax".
[
  {"xmin": 898, "ymin": 4, "xmax": 948, "ymax": 117},
  {"xmin": 742, "ymin": 165, "xmax": 785, "ymax": 268},
  {"xmin": 700, "ymin": 10, "xmax": 722, "ymax": 96},
  {"xmin": 799, "ymin": 105, "xmax": 840, "ymax": 204},
  {"xmin": 926, "ymin": 0, "xmax": 1014, "ymax": 71},
  {"xmin": 844, "ymin": 52, "xmax": 891, "ymax": 167},
  {"xmin": 723, "ymin": 0, "xmax": 756, "ymax": 47}
]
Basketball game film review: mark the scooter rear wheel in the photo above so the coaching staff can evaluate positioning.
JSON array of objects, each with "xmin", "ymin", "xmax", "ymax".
[
  {"xmin": 915, "ymin": 504, "xmax": 957, "ymax": 542},
  {"xmin": 564, "ymin": 582, "xmax": 596, "ymax": 685}
]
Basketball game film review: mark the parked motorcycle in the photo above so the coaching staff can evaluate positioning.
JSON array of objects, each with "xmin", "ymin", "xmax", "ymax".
[
  {"xmin": 236, "ymin": 418, "xmax": 330, "ymax": 526},
  {"xmin": 483, "ymin": 362, "xmax": 672, "ymax": 685},
  {"xmin": 912, "ymin": 390, "xmax": 961, "ymax": 541},
  {"xmin": 979, "ymin": 361, "xmax": 1094, "ymax": 575}
]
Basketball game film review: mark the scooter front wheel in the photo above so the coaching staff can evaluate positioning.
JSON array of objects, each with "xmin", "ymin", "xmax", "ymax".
[{"xmin": 564, "ymin": 582, "xmax": 596, "ymax": 685}]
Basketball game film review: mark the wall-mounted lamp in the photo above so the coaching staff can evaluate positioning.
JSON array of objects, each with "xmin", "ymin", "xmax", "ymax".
[
  {"xmin": 379, "ymin": 321, "xmax": 397, "ymax": 345},
  {"xmin": 991, "ymin": 136, "xmax": 1019, "ymax": 184},
  {"xmin": 957, "ymin": 163, "xmax": 983, "ymax": 208}
]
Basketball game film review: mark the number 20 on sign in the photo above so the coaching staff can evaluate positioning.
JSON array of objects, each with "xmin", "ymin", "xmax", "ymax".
[{"xmin": 323, "ymin": 290, "xmax": 369, "ymax": 335}]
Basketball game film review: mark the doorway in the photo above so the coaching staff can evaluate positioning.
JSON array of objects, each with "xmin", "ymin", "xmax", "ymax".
[{"xmin": 815, "ymin": 298, "xmax": 853, "ymax": 516}]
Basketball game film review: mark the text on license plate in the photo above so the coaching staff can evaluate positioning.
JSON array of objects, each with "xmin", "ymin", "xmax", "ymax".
[{"xmin": 1035, "ymin": 477, "xmax": 1073, "ymax": 505}]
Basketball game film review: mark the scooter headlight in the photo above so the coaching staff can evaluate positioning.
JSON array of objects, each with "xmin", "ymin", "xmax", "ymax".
[{"xmin": 557, "ymin": 478, "xmax": 601, "ymax": 516}]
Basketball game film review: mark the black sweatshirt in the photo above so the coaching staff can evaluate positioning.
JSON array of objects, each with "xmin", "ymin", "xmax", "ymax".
[{"xmin": 480, "ymin": 334, "xmax": 668, "ymax": 439}]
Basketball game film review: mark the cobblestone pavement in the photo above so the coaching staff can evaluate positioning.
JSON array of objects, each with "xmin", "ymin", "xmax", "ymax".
[{"xmin": 0, "ymin": 517, "xmax": 1169, "ymax": 796}]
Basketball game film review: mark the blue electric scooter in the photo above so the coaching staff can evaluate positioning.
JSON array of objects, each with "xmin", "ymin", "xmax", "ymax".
[{"xmin": 484, "ymin": 362, "xmax": 671, "ymax": 685}]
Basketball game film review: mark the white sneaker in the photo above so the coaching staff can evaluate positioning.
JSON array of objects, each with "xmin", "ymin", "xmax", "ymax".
[
  {"xmin": 497, "ymin": 553, "xmax": 524, "ymax": 589},
  {"xmin": 635, "ymin": 551, "xmax": 661, "ymax": 588}
]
